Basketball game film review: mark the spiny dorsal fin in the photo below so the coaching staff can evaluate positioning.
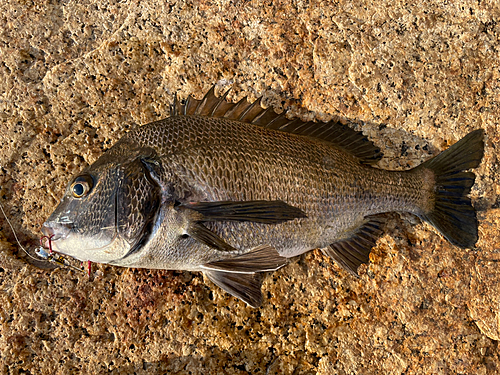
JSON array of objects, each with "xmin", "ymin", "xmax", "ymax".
[
  {"xmin": 170, "ymin": 85, "xmax": 382, "ymax": 164},
  {"xmin": 323, "ymin": 215, "xmax": 387, "ymax": 276}
]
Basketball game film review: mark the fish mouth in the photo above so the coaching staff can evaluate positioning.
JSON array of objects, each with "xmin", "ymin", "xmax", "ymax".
[
  {"xmin": 42, "ymin": 220, "xmax": 122, "ymax": 260},
  {"xmin": 41, "ymin": 221, "xmax": 72, "ymax": 242}
]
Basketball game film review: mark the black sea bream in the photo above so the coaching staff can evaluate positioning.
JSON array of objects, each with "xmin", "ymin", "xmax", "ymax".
[{"xmin": 42, "ymin": 87, "xmax": 485, "ymax": 307}]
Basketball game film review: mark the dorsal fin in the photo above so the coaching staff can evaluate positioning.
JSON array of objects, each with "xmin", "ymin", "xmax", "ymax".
[{"xmin": 170, "ymin": 86, "xmax": 382, "ymax": 164}]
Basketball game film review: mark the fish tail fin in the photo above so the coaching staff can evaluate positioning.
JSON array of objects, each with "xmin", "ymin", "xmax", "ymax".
[{"xmin": 417, "ymin": 129, "xmax": 484, "ymax": 248}]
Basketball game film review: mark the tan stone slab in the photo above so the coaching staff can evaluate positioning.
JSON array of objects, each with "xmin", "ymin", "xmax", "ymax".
[{"xmin": 1, "ymin": 0, "xmax": 499, "ymax": 373}]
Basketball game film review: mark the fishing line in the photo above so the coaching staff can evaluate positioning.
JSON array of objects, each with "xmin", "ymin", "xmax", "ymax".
[
  {"xmin": 0, "ymin": 200, "xmax": 42, "ymax": 262},
  {"xmin": 0, "ymin": 201, "xmax": 86, "ymax": 273}
]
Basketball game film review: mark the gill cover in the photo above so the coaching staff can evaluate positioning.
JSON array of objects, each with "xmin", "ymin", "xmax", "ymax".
[
  {"xmin": 42, "ymin": 144, "xmax": 162, "ymax": 263},
  {"xmin": 115, "ymin": 157, "xmax": 162, "ymax": 259}
]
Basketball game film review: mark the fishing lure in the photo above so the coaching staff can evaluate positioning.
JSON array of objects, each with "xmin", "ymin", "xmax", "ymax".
[
  {"xmin": 0, "ymin": 201, "xmax": 87, "ymax": 274},
  {"xmin": 37, "ymin": 235, "xmax": 88, "ymax": 273}
]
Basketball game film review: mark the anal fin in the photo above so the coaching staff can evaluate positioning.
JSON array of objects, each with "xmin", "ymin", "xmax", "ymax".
[
  {"xmin": 323, "ymin": 215, "xmax": 386, "ymax": 276},
  {"xmin": 201, "ymin": 245, "xmax": 287, "ymax": 307}
]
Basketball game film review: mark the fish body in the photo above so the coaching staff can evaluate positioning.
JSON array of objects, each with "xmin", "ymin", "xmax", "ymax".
[{"xmin": 42, "ymin": 87, "xmax": 484, "ymax": 306}]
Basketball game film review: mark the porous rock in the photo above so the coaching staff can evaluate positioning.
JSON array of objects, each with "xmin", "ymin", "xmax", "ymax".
[{"xmin": 1, "ymin": 0, "xmax": 499, "ymax": 373}]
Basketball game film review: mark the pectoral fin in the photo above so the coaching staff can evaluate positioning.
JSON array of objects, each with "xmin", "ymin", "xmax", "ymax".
[
  {"xmin": 201, "ymin": 245, "xmax": 287, "ymax": 307},
  {"xmin": 186, "ymin": 222, "xmax": 236, "ymax": 252},
  {"xmin": 183, "ymin": 200, "xmax": 306, "ymax": 252},
  {"xmin": 182, "ymin": 200, "xmax": 307, "ymax": 224},
  {"xmin": 323, "ymin": 215, "xmax": 386, "ymax": 276}
]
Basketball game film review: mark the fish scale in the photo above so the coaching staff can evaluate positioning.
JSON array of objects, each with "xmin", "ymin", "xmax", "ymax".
[
  {"xmin": 123, "ymin": 115, "xmax": 427, "ymax": 261},
  {"xmin": 42, "ymin": 87, "xmax": 484, "ymax": 307}
]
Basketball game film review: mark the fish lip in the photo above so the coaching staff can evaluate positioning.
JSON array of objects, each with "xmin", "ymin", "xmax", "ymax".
[{"xmin": 41, "ymin": 221, "xmax": 72, "ymax": 242}]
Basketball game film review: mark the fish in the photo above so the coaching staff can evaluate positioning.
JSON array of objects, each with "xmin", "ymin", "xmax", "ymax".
[{"xmin": 42, "ymin": 86, "xmax": 485, "ymax": 307}]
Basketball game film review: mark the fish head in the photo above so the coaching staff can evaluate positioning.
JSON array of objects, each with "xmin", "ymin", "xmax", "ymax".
[{"xmin": 42, "ymin": 141, "xmax": 162, "ymax": 263}]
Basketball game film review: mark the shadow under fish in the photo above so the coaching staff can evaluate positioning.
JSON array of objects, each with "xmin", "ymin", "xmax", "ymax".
[{"xmin": 42, "ymin": 87, "xmax": 485, "ymax": 307}]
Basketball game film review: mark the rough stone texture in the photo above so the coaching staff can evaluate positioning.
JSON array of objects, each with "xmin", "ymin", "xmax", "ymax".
[{"xmin": 1, "ymin": 0, "xmax": 499, "ymax": 374}]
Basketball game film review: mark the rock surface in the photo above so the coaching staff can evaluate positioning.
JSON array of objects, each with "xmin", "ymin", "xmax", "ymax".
[{"xmin": 1, "ymin": 0, "xmax": 499, "ymax": 373}]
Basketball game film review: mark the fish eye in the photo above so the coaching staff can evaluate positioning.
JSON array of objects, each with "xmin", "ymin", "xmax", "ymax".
[{"xmin": 70, "ymin": 175, "xmax": 94, "ymax": 198}]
